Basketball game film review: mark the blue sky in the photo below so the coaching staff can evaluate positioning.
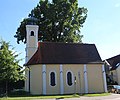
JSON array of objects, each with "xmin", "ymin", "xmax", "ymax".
[
  {"xmin": 0, "ymin": 0, "xmax": 120, "ymax": 66},
  {"xmin": 80, "ymin": 0, "xmax": 120, "ymax": 60}
]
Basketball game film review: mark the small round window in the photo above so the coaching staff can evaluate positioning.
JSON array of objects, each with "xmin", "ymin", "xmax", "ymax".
[{"xmin": 30, "ymin": 31, "xmax": 34, "ymax": 36}]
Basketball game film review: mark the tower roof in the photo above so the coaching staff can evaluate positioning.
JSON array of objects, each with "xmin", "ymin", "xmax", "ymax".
[{"xmin": 27, "ymin": 11, "xmax": 38, "ymax": 25}]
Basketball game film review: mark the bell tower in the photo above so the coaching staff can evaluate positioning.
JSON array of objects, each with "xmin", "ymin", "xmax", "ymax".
[
  {"xmin": 25, "ymin": 16, "xmax": 39, "ymax": 63},
  {"xmin": 26, "ymin": 25, "xmax": 39, "ymax": 63},
  {"xmin": 25, "ymin": 15, "xmax": 39, "ymax": 92}
]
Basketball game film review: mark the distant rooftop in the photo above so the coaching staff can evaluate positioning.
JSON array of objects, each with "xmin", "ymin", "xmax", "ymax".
[{"xmin": 106, "ymin": 54, "xmax": 120, "ymax": 70}]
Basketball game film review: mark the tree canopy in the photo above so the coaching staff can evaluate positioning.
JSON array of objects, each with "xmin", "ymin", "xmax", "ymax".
[
  {"xmin": 0, "ymin": 39, "xmax": 24, "ymax": 94},
  {"xmin": 14, "ymin": 0, "xmax": 87, "ymax": 44}
]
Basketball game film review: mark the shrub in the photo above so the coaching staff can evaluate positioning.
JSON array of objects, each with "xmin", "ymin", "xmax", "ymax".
[{"xmin": 9, "ymin": 90, "xmax": 30, "ymax": 97}]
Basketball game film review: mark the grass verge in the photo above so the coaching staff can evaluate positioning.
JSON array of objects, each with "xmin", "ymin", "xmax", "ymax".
[
  {"xmin": 83, "ymin": 93, "xmax": 110, "ymax": 97},
  {"xmin": 0, "ymin": 94, "xmax": 79, "ymax": 100},
  {"xmin": 0, "ymin": 93, "xmax": 110, "ymax": 100}
]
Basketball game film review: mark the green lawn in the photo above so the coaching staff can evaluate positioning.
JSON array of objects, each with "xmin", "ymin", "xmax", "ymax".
[
  {"xmin": 0, "ymin": 94, "xmax": 79, "ymax": 100},
  {"xmin": 0, "ymin": 93, "xmax": 110, "ymax": 100},
  {"xmin": 83, "ymin": 93, "xmax": 110, "ymax": 97}
]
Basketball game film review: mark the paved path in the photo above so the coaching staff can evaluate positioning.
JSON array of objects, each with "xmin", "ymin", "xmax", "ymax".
[{"xmin": 34, "ymin": 94, "xmax": 120, "ymax": 100}]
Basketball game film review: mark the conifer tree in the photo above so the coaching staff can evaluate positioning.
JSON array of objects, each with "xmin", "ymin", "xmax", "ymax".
[{"xmin": 0, "ymin": 40, "xmax": 24, "ymax": 95}]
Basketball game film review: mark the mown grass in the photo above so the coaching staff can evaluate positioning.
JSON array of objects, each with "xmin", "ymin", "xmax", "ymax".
[
  {"xmin": 0, "ymin": 94, "xmax": 79, "ymax": 100},
  {"xmin": 83, "ymin": 93, "xmax": 110, "ymax": 97},
  {"xmin": 0, "ymin": 93, "xmax": 110, "ymax": 100}
]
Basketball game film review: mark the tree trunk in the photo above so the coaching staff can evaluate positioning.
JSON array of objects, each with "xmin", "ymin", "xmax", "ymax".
[{"xmin": 5, "ymin": 80, "xmax": 8, "ymax": 97}]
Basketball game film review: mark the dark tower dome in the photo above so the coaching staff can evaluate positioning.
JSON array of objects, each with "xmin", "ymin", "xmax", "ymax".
[{"xmin": 27, "ymin": 11, "xmax": 38, "ymax": 25}]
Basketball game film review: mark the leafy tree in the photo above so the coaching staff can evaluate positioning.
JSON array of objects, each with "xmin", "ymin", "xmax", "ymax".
[
  {"xmin": 0, "ymin": 39, "xmax": 24, "ymax": 95},
  {"xmin": 14, "ymin": 0, "xmax": 87, "ymax": 44}
]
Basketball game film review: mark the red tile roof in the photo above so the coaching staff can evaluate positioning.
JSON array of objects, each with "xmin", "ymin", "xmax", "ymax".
[{"xmin": 25, "ymin": 42, "xmax": 102, "ymax": 65}]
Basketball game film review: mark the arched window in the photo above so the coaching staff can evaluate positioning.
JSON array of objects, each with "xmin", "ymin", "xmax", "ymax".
[
  {"xmin": 30, "ymin": 31, "xmax": 34, "ymax": 36},
  {"xmin": 50, "ymin": 72, "xmax": 56, "ymax": 86},
  {"xmin": 67, "ymin": 72, "xmax": 73, "ymax": 86}
]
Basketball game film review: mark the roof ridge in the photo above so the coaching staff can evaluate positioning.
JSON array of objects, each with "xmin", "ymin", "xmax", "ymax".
[
  {"xmin": 106, "ymin": 54, "xmax": 120, "ymax": 60},
  {"xmin": 38, "ymin": 41, "xmax": 95, "ymax": 45}
]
